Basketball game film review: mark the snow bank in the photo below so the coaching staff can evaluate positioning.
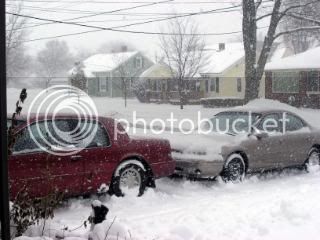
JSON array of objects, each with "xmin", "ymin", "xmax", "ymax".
[{"xmin": 90, "ymin": 219, "xmax": 129, "ymax": 240}]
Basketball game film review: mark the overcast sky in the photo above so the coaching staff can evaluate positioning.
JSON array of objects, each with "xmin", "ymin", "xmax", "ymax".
[{"xmin": 7, "ymin": 0, "xmax": 271, "ymax": 59}]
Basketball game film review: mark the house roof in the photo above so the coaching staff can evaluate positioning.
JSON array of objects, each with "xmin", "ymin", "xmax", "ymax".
[
  {"xmin": 265, "ymin": 46, "xmax": 320, "ymax": 71},
  {"xmin": 69, "ymin": 51, "xmax": 139, "ymax": 77},
  {"xmin": 139, "ymin": 63, "xmax": 173, "ymax": 78},
  {"xmin": 200, "ymin": 42, "xmax": 244, "ymax": 75}
]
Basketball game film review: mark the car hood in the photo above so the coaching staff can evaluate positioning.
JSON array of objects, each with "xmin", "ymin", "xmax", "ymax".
[
  {"xmin": 169, "ymin": 132, "xmax": 249, "ymax": 161},
  {"xmin": 130, "ymin": 130, "xmax": 248, "ymax": 162}
]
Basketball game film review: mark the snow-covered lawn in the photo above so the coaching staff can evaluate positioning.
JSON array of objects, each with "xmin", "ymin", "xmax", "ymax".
[
  {"xmin": 8, "ymin": 88, "xmax": 320, "ymax": 240},
  {"xmin": 26, "ymin": 172, "xmax": 320, "ymax": 240}
]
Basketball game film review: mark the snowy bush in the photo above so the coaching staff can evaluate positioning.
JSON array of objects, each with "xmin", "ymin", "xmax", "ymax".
[{"xmin": 10, "ymin": 191, "xmax": 64, "ymax": 237}]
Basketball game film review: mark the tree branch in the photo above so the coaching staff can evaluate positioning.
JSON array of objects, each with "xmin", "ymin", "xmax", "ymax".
[
  {"xmin": 285, "ymin": 12, "xmax": 320, "ymax": 26},
  {"xmin": 274, "ymin": 26, "xmax": 320, "ymax": 39},
  {"xmin": 280, "ymin": 0, "xmax": 320, "ymax": 17},
  {"xmin": 255, "ymin": 0, "xmax": 263, "ymax": 10},
  {"xmin": 256, "ymin": 12, "xmax": 273, "ymax": 21}
]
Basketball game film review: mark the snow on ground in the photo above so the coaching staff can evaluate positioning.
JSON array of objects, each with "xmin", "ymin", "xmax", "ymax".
[
  {"xmin": 7, "ymin": 88, "xmax": 320, "ymax": 240},
  {"xmin": 8, "ymin": 88, "xmax": 320, "ymax": 129},
  {"xmin": 23, "ymin": 171, "xmax": 320, "ymax": 240}
]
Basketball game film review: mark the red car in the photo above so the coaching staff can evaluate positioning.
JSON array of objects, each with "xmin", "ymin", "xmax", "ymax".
[{"xmin": 8, "ymin": 114, "xmax": 175, "ymax": 198}]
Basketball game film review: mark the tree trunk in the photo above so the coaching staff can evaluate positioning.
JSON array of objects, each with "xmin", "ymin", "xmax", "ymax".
[
  {"xmin": 124, "ymin": 86, "xmax": 127, "ymax": 108},
  {"xmin": 178, "ymin": 78, "xmax": 184, "ymax": 110},
  {"xmin": 242, "ymin": 0, "xmax": 258, "ymax": 103}
]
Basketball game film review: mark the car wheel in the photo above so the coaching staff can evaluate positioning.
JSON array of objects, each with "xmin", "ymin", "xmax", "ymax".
[
  {"xmin": 112, "ymin": 163, "xmax": 147, "ymax": 197},
  {"xmin": 305, "ymin": 148, "xmax": 320, "ymax": 172},
  {"xmin": 221, "ymin": 154, "xmax": 246, "ymax": 183}
]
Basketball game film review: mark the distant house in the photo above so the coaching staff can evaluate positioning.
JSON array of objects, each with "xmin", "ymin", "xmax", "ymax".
[
  {"xmin": 199, "ymin": 42, "xmax": 291, "ymax": 107},
  {"xmin": 69, "ymin": 51, "xmax": 153, "ymax": 97},
  {"xmin": 265, "ymin": 46, "xmax": 320, "ymax": 108},
  {"xmin": 200, "ymin": 42, "xmax": 266, "ymax": 101},
  {"xmin": 138, "ymin": 62, "xmax": 202, "ymax": 103}
]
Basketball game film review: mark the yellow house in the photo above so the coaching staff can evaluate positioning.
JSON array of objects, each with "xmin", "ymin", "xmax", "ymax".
[
  {"xmin": 200, "ymin": 42, "xmax": 266, "ymax": 99},
  {"xmin": 137, "ymin": 43, "xmax": 288, "ymax": 103}
]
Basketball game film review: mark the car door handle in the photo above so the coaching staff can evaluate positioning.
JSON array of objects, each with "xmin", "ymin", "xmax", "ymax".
[{"xmin": 70, "ymin": 155, "xmax": 82, "ymax": 161}]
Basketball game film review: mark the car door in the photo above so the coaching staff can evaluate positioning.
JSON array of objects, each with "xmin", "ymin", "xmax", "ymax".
[
  {"xmin": 280, "ymin": 112, "xmax": 312, "ymax": 167},
  {"xmin": 78, "ymin": 120, "xmax": 119, "ymax": 194},
  {"xmin": 46, "ymin": 119, "xmax": 85, "ymax": 196},
  {"xmin": 248, "ymin": 113, "xmax": 287, "ymax": 170},
  {"xmin": 9, "ymin": 122, "xmax": 50, "ymax": 199}
]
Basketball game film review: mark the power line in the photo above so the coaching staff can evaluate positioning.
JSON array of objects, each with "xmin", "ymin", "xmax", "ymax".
[
  {"xmin": 8, "ymin": 14, "xmax": 274, "ymax": 44},
  {"xmin": 7, "ymin": 1, "xmax": 273, "ymax": 31},
  {"xmin": 7, "ymin": 4, "xmax": 243, "ymax": 39},
  {"xmin": 8, "ymin": 0, "xmax": 174, "ymax": 31},
  {"xmin": 6, "ymin": 3, "xmax": 241, "ymax": 16},
  {"xmin": 6, "ymin": 0, "xmax": 246, "ymax": 4},
  {"xmin": 7, "ymin": 4, "xmax": 242, "ymax": 32},
  {"xmin": 24, "ymin": 16, "xmax": 167, "ymax": 25}
]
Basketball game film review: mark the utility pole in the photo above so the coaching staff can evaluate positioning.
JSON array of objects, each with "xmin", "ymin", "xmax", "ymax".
[{"xmin": 0, "ymin": 0, "xmax": 11, "ymax": 239}]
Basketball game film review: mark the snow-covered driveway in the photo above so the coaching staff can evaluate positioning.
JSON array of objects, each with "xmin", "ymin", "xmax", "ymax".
[{"xmin": 48, "ymin": 170, "xmax": 320, "ymax": 240}]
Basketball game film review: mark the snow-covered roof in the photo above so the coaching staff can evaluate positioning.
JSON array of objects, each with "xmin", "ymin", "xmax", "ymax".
[
  {"xmin": 69, "ymin": 51, "xmax": 139, "ymax": 77},
  {"xmin": 140, "ymin": 63, "xmax": 173, "ymax": 78},
  {"xmin": 265, "ymin": 46, "xmax": 320, "ymax": 71},
  {"xmin": 200, "ymin": 42, "xmax": 244, "ymax": 74}
]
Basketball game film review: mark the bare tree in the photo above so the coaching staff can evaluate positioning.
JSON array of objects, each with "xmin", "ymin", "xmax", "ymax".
[
  {"xmin": 6, "ymin": 1, "xmax": 31, "ymax": 83},
  {"xmin": 281, "ymin": 0, "xmax": 320, "ymax": 54},
  {"xmin": 242, "ymin": 0, "xmax": 320, "ymax": 103},
  {"xmin": 37, "ymin": 40, "xmax": 74, "ymax": 87},
  {"xmin": 69, "ymin": 62, "xmax": 87, "ymax": 92},
  {"xmin": 159, "ymin": 17, "xmax": 206, "ymax": 109},
  {"xmin": 113, "ymin": 53, "xmax": 132, "ymax": 108}
]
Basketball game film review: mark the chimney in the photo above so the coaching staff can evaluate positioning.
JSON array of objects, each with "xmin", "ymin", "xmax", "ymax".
[
  {"xmin": 121, "ymin": 45, "xmax": 128, "ymax": 52},
  {"xmin": 219, "ymin": 43, "xmax": 225, "ymax": 51}
]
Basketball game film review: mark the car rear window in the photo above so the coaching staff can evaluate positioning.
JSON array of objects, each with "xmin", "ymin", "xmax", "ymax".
[{"xmin": 7, "ymin": 119, "xmax": 26, "ymax": 129}]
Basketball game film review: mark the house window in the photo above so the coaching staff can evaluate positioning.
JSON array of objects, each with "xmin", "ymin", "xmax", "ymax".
[
  {"xmin": 205, "ymin": 80, "xmax": 209, "ymax": 92},
  {"xmin": 152, "ymin": 81, "xmax": 157, "ymax": 91},
  {"xmin": 135, "ymin": 56, "xmax": 143, "ymax": 69},
  {"xmin": 216, "ymin": 77, "xmax": 220, "ymax": 93},
  {"xmin": 99, "ymin": 77, "xmax": 107, "ymax": 92},
  {"xmin": 272, "ymin": 72, "xmax": 300, "ymax": 93},
  {"xmin": 210, "ymin": 79, "xmax": 215, "ymax": 92},
  {"xmin": 307, "ymin": 71, "xmax": 320, "ymax": 92},
  {"xmin": 237, "ymin": 78, "xmax": 242, "ymax": 92}
]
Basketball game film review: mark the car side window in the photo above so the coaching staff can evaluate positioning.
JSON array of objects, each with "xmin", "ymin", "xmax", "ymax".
[
  {"xmin": 13, "ymin": 122, "xmax": 48, "ymax": 154},
  {"xmin": 92, "ymin": 122, "xmax": 110, "ymax": 147},
  {"xmin": 71, "ymin": 120, "xmax": 110, "ymax": 148},
  {"xmin": 258, "ymin": 113, "xmax": 281, "ymax": 133},
  {"xmin": 283, "ymin": 114, "xmax": 305, "ymax": 132},
  {"xmin": 50, "ymin": 119, "xmax": 73, "ymax": 146}
]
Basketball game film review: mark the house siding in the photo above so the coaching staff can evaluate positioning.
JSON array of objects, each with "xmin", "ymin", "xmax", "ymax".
[
  {"xmin": 87, "ymin": 52, "xmax": 153, "ymax": 97},
  {"xmin": 265, "ymin": 71, "xmax": 320, "ymax": 108}
]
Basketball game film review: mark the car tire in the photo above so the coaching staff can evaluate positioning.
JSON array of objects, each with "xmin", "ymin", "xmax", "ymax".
[
  {"xmin": 305, "ymin": 147, "xmax": 320, "ymax": 172},
  {"xmin": 111, "ymin": 163, "xmax": 147, "ymax": 197},
  {"xmin": 221, "ymin": 153, "xmax": 246, "ymax": 183}
]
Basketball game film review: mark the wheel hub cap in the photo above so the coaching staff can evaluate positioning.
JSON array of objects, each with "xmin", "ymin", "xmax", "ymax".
[
  {"xmin": 309, "ymin": 152, "xmax": 320, "ymax": 166},
  {"xmin": 120, "ymin": 167, "xmax": 141, "ymax": 189}
]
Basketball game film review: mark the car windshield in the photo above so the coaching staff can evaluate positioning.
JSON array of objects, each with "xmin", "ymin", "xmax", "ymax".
[{"xmin": 208, "ymin": 112, "xmax": 261, "ymax": 135}]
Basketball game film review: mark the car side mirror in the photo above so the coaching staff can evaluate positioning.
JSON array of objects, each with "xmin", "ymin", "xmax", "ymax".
[
  {"xmin": 254, "ymin": 132, "xmax": 269, "ymax": 140},
  {"xmin": 249, "ymin": 127, "xmax": 268, "ymax": 140}
]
